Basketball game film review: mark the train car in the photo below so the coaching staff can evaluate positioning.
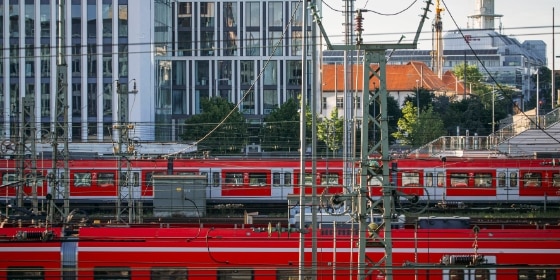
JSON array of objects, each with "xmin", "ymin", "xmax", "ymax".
[
  {"xmin": 1, "ymin": 156, "xmax": 560, "ymax": 214},
  {"xmin": 0, "ymin": 220, "xmax": 558, "ymax": 279},
  {"xmin": 367, "ymin": 157, "xmax": 560, "ymax": 207}
]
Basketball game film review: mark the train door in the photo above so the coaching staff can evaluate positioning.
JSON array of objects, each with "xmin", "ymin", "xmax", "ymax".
[
  {"xmin": 271, "ymin": 168, "xmax": 293, "ymax": 201},
  {"xmin": 496, "ymin": 168, "xmax": 519, "ymax": 201},
  {"xmin": 119, "ymin": 171, "xmax": 141, "ymax": 201},
  {"xmin": 442, "ymin": 256, "xmax": 496, "ymax": 280},
  {"xmin": 200, "ymin": 168, "xmax": 221, "ymax": 199},
  {"xmin": 424, "ymin": 168, "xmax": 446, "ymax": 202}
]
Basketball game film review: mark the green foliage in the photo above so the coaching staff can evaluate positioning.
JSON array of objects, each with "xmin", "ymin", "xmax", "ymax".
[
  {"xmin": 410, "ymin": 105, "xmax": 446, "ymax": 147},
  {"xmin": 181, "ymin": 97, "xmax": 247, "ymax": 154},
  {"xmin": 453, "ymin": 63, "xmax": 485, "ymax": 93},
  {"xmin": 317, "ymin": 108, "xmax": 343, "ymax": 153},
  {"xmin": 393, "ymin": 102, "xmax": 445, "ymax": 147},
  {"xmin": 261, "ymin": 98, "xmax": 301, "ymax": 152},
  {"xmin": 392, "ymin": 101, "xmax": 417, "ymax": 145}
]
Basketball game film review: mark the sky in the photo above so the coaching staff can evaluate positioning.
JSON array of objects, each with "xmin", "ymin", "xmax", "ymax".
[{"xmin": 319, "ymin": 0, "xmax": 559, "ymax": 69}]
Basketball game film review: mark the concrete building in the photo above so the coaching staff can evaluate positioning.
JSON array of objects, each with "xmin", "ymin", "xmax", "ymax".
[
  {"xmin": 323, "ymin": 0, "xmax": 546, "ymax": 111},
  {"xmin": 0, "ymin": 0, "xmax": 316, "ymax": 147}
]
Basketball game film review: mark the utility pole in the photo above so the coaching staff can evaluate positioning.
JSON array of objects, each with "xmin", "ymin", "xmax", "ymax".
[
  {"xmin": 311, "ymin": 1, "xmax": 432, "ymax": 279},
  {"xmin": 114, "ymin": 80, "xmax": 138, "ymax": 224},
  {"xmin": 49, "ymin": 0, "xmax": 70, "ymax": 226}
]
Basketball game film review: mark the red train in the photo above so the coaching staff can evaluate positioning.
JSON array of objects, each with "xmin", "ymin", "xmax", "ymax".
[
  {"xmin": 1, "ymin": 156, "xmax": 560, "ymax": 213},
  {"xmin": 0, "ymin": 218, "xmax": 558, "ymax": 279}
]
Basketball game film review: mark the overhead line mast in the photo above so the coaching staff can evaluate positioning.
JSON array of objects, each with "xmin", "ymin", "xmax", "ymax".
[
  {"xmin": 48, "ymin": 0, "xmax": 70, "ymax": 225},
  {"xmin": 311, "ymin": 1, "xmax": 433, "ymax": 279}
]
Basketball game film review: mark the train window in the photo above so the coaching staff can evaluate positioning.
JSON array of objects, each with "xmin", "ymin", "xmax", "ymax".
[
  {"xmin": 93, "ymin": 267, "xmax": 130, "ymax": 279},
  {"xmin": 249, "ymin": 173, "xmax": 266, "ymax": 186},
  {"xmin": 119, "ymin": 172, "xmax": 140, "ymax": 187},
  {"xmin": 272, "ymin": 172, "xmax": 281, "ymax": 186},
  {"xmin": 24, "ymin": 175, "xmax": 44, "ymax": 187},
  {"xmin": 523, "ymin": 172, "xmax": 541, "ymax": 188},
  {"xmin": 474, "ymin": 269, "xmax": 490, "ymax": 280},
  {"xmin": 3, "ymin": 173, "xmax": 18, "ymax": 186},
  {"xmin": 518, "ymin": 268, "xmax": 556, "ymax": 280},
  {"xmin": 225, "ymin": 173, "xmax": 243, "ymax": 186},
  {"xmin": 151, "ymin": 267, "xmax": 187, "ymax": 280},
  {"xmin": 448, "ymin": 269, "xmax": 464, "ymax": 280},
  {"xmin": 7, "ymin": 267, "xmax": 43, "ymax": 279},
  {"xmin": 98, "ymin": 173, "xmax": 116, "ymax": 187},
  {"xmin": 321, "ymin": 173, "xmax": 339, "ymax": 185},
  {"xmin": 74, "ymin": 172, "xmax": 92, "ymax": 187},
  {"xmin": 552, "ymin": 173, "xmax": 560, "ymax": 187},
  {"xmin": 368, "ymin": 174, "xmax": 382, "ymax": 186},
  {"xmin": 217, "ymin": 269, "xmax": 252, "ymax": 280},
  {"xmin": 402, "ymin": 172, "xmax": 419, "ymax": 187},
  {"xmin": 177, "ymin": 171, "xmax": 197, "ymax": 175},
  {"xmin": 473, "ymin": 173, "xmax": 492, "ymax": 188},
  {"xmin": 285, "ymin": 172, "xmax": 292, "ymax": 186},
  {"xmin": 497, "ymin": 172, "xmax": 506, "ymax": 188},
  {"xmin": 426, "ymin": 171, "xmax": 445, "ymax": 187},
  {"xmin": 450, "ymin": 173, "xmax": 468, "ymax": 188},
  {"xmin": 304, "ymin": 173, "xmax": 313, "ymax": 186},
  {"xmin": 212, "ymin": 172, "xmax": 221, "ymax": 187},
  {"xmin": 510, "ymin": 172, "xmax": 518, "ymax": 188},
  {"xmin": 276, "ymin": 269, "xmax": 313, "ymax": 279}
]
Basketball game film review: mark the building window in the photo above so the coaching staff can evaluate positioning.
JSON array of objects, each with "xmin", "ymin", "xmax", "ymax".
[
  {"xmin": 41, "ymin": 84, "xmax": 51, "ymax": 117},
  {"xmin": 88, "ymin": 83, "xmax": 97, "ymax": 118},
  {"xmin": 118, "ymin": 5, "xmax": 128, "ymax": 38},
  {"xmin": 268, "ymin": 2, "xmax": 283, "ymax": 27},
  {"xmin": 322, "ymin": 97, "xmax": 327, "ymax": 109},
  {"xmin": 264, "ymin": 61, "xmax": 277, "ymax": 85},
  {"xmin": 87, "ymin": 1, "xmax": 97, "ymax": 38},
  {"xmin": 240, "ymin": 61, "xmax": 254, "ymax": 86},
  {"xmin": 245, "ymin": 2, "xmax": 260, "ymax": 27},
  {"xmin": 200, "ymin": 2, "xmax": 215, "ymax": 27},
  {"xmin": 336, "ymin": 97, "xmax": 343, "ymax": 108},
  {"xmin": 246, "ymin": 31, "xmax": 260, "ymax": 56},
  {"xmin": 268, "ymin": 31, "xmax": 283, "ymax": 56},
  {"xmin": 102, "ymin": 2, "xmax": 113, "ymax": 38},
  {"xmin": 72, "ymin": 1, "xmax": 81, "ymax": 38},
  {"xmin": 291, "ymin": 31, "xmax": 302, "ymax": 55},
  {"xmin": 40, "ymin": 3, "xmax": 51, "ymax": 37},
  {"xmin": 264, "ymin": 90, "xmax": 278, "ymax": 114}
]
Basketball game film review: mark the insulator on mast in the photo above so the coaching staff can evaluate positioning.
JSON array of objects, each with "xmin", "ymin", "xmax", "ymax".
[{"xmin": 355, "ymin": 10, "xmax": 363, "ymax": 45}]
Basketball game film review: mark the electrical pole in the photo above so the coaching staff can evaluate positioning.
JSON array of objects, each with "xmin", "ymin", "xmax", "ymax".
[
  {"xmin": 114, "ymin": 80, "xmax": 138, "ymax": 224},
  {"xmin": 311, "ymin": 1, "xmax": 432, "ymax": 279},
  {"xmin": 49, "ymin": 0, "xmax": 70, "ymax": 226}
]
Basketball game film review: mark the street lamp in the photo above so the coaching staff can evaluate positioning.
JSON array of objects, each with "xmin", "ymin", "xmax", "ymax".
[{"xmin": 416, "ymin": 79, "xmax": 420, "ymax": 118}]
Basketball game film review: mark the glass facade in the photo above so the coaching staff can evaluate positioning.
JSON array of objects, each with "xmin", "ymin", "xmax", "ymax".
[
  {"xmin": 0, "ymin": 0, "xmax": 132, "ymax": 142},
  {"xmin": 0, "ymin": 0, "xmax": 313, "ymax": 143},
  {"xmin": 153, "ymin": 0, "xmax": 312, "ymax": 140}
]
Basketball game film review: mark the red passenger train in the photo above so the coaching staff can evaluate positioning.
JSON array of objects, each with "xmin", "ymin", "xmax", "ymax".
[
  {"xmin": 0, "ymin": 219, "xmax": 558, "ymax": 279},
  {"xmin": 1, "ymin": 156, "xmax": 560, "ymax": 211}
]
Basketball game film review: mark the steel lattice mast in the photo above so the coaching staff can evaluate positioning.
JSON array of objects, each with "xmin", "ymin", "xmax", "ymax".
[
  {"xmin": 48, "ymin": 0, "xmax": 70, "ymax": 225},
  {"xmin": 310, "ymin": 1, "xmax": 433, "ymax": 279}
]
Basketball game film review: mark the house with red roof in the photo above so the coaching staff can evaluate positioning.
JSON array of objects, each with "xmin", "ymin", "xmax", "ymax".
[{"xmin": 320, "ymin": 61, "xmax": 469, "ymax": 118}]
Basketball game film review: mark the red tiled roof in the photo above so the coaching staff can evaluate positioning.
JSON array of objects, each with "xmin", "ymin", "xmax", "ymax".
[{"xmin": 322, "ymin": 61, "xmax": 468, "ymax": 94}]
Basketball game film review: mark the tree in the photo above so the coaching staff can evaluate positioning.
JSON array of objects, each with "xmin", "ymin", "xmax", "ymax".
[
  {"xmin": 181, "ymin": 97, "xmax": 247, "ymax": 154},
  {"xmin": 261, "ymin": 98, "xmax": 300, "ymax": 152},
  {"xmin": 317, "ymin": 108, "xmax": 343, "ymax": 156},
  {"xmin": 392, "ymin": 101, "xmax": 417, "ymax": 145},
  {"xmin": 393, "ymin": 102, "xmax": 445, "ymax": 147},
  {"xmin": 410, "ymin": 105, "xmax": 446, "ymax": 147},
  {"xmin": 453, "ymin": 63, "xmax": 485, "ymax": 94}
]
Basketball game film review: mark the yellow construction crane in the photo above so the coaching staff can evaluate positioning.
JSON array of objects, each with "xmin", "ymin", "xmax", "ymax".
[{"xmin": 432, "ymin": 0, "xmax": 444, "ymax": 78}]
